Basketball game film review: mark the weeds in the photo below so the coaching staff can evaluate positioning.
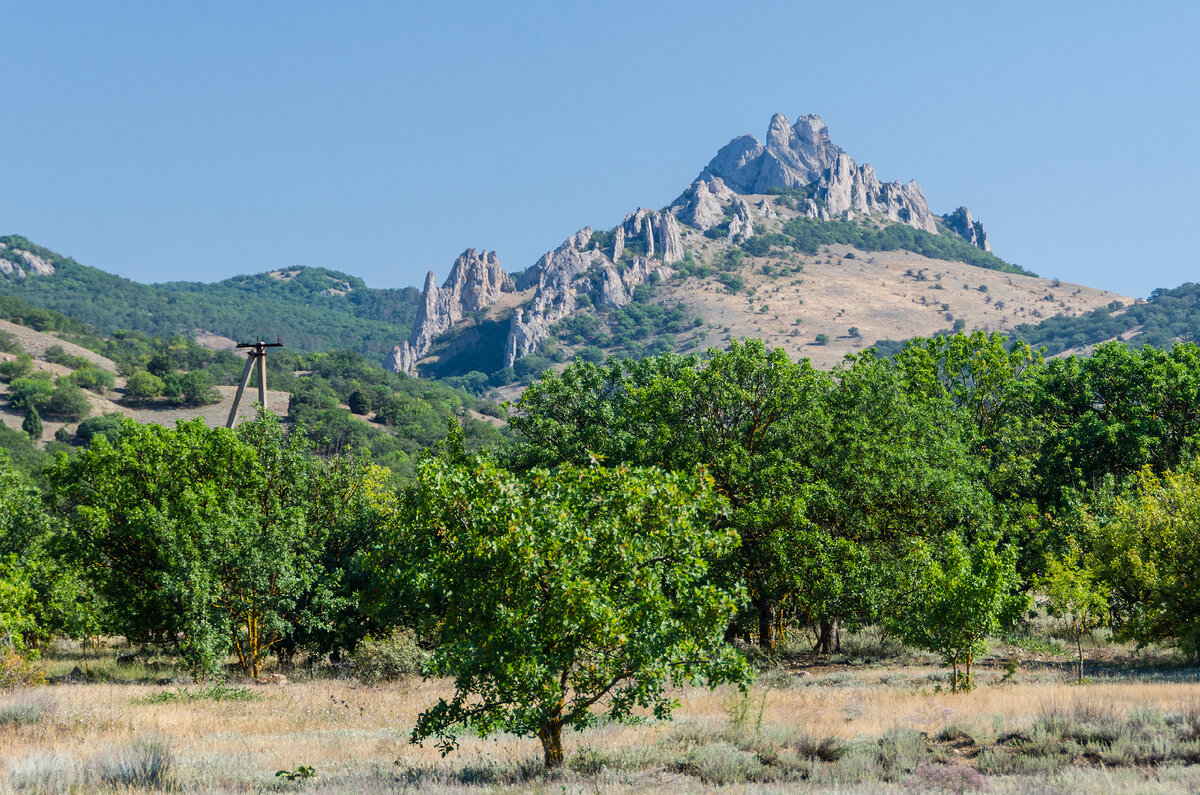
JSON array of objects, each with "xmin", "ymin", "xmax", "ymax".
[
  {"xmin": 0, "ymin": 691, "xmax": 54, "ymax": 726},
  {"xmin": 132, "ymin": 683, "xmax": 259, "ymax": 703}
]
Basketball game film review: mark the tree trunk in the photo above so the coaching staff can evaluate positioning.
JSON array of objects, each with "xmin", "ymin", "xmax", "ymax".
[
  {"xmin": 538, "ymin": 721, "xmax": 564, "ymax": 769},
  {"xmin": 833, "ymin": 618, "xmax": 841, "ymax": 653},
  {"xmin": 951, "ymin": 659, "xmax": 959, "ymax": 693},
  {"xmin": 1076, "ymin": 635, "xmax": 1084, "ymax": 683},
  {"xmin": 817, "ymin": 618, "xmax": 835, "ymax": 655},
  {"xmin": 757, "ymin": 599, "xmax": 775, "ymax": 651}
]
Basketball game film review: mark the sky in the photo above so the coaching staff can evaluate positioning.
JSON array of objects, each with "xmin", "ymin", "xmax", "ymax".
[{"xmin": 1, "ymin": 1, "xmax": 1196, "ymax": 298}]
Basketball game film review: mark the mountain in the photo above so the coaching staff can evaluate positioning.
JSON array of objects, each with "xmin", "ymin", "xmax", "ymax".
[
  {"xmin": 1, "ymin": 113, "xmax": 1142, "ymax": 391},
  {"xmin": 389, "ymin": 113, "xmax": 1129, "ymax": 386}
]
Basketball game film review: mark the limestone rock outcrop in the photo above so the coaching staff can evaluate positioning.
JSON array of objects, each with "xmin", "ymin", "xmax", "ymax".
[
  {"xmin": 386, "ymin": 248, "xmax": 512, "ymax": 373},
  {"xmin": 0, "ymin": 247, "xmax": 55, "ymax": 278},
  {"xmin": 505, "ymin": 227, "xmax": 674, "ymax": 366},
  {"xmin": 688, "ymin": 112, "xmax": 962, "ymax": 237},
  {"xmin": 698, "ymin": 113, "xmax": 844, "ymax": 194},
  {"xmin": 817, "ymin": 153, "xmax": 937, "ymax": 233},
  {"xmin": 942, "ymin": 206, "xmax": 991, "ymax": 251}
]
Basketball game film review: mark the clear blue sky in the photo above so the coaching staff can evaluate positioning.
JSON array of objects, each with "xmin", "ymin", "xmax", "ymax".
[{"xmin": 1, "ymin": 1, "xmax": 1196, "ymax": 298}]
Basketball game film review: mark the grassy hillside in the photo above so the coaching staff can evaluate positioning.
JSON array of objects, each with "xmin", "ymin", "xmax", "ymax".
[{"xmin": 0, "ymin": 235, "xmax": 421, "ymax": 356}]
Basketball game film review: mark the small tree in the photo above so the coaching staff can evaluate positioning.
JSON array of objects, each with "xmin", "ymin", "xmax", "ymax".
[
  {"xmin": 124, "ymin": 370, "xmax": 165, "ymax": 405},
  {"xmin": 891, "ymin": 534, "xmax": 1023, "ymax": 692},
  {"xmin": 815, "ymin": 333, "xmax": 830, "ymax": 346},
  {"xmin": 21, "ymin": 408, "xmax": 42, "ymax": 441},
  {"xmin": 372, "ymin": 453, "xmax": 749, "ymax": 768},
  {"xmin": 1038, "ymin": 539, "xmax": 1108, "ymax": 683},
  {"xmin": 42, "ymin": 381, "xmax": 91, "ymax": 422}
]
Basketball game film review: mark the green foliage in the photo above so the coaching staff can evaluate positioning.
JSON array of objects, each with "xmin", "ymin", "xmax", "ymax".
[
  {"xmin": 1038, "ymin": 538, "xmax": 1108, "ymax": 682},
  {"xmin": 1091, "ymin": 462, "xmax": 1200, "ymax": 662},
  {"xmin": 132, "ymin": 684, "xmax": 259, "ymax": 703},
  {"xmin": 889, "ymin": 533, "xmax": 1023, "ymax": 691},
  {"xmin": 370, "ymin": 452, "xmax": 749, "ymax": 767},
  {"xmin": 0, "ymin": 330, "xmax": 22, "ymax": 354},
  {"xmin": 21, "ymin": 408, "xmax": 42, "ymax": 441},
  {"xmin": 0, "ymin": 235, "xmax": 422, "ymax": 358},
  {"xmin": 353, "ymin": 627, "xmax": 427, "ymax": 683},
  {"xmin": 1013, "ymin": 282, "xmax": 1200, "ymax": 355},
  {"xmin": 41, "ymin": 380, "xmax": 91, "ymax": 422},
  {"xmin": 48, "ymin": 413, "xmax": 385, "ymax": 677},
  {"xmin": 0, "ymin": 353, "xmax": 34, "ymax": 382},
  {"xmin": 123, "ymin": 370, "xmax": 165, "ymax": 404},
  {"xmin": 75, "ymin": 413, "xmax": 126, "ymax": 446},
  {"xmin": 69, "ymin": 366, "xmax": 115, "ymax": 393},
  {"xmin": 777, "ymin": 218, "xmax": 1033, "ymax": 275}
]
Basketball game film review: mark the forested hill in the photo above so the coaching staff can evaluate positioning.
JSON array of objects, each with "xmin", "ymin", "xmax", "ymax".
[
  {"xmin": 1009, "ymin": 282, "xmax": 1200, "ymax": 355},
  {"xmin": 0, "ymin": 235, "xmax": 421, "ymax": 355}
]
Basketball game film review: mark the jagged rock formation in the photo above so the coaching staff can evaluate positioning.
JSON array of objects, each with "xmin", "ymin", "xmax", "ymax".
[
  {"xmin": 699, "ymin": 112, "xmax": 844, "ymax": 193},
  {"xmin": 942, "ymin": 207, "xmax": 991, "ymax": 252},
  {"xmin": 0, "ymin": 246, "xmax": 55, "ymax": 278},
  {"xmin": 386, "ymin": 248, "xmax": 512, "ymax": 373},
  {"xmin": 505, "ymin": 226, "xmax": 675, "ymax": 366},
  {"xmin": 818, "ymin": 153, "xmax": 937, "ymax": 233},
  {"xmin": 693, "ymin": 113, "xmax": 963, "ymax": 238}
]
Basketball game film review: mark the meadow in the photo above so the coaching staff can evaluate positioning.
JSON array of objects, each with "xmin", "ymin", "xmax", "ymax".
[{"xmin": 3, "ymin": 627, "xmax": 1198, "ymax": 793}]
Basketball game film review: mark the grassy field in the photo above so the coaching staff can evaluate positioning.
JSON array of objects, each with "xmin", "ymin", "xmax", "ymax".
[{"xmin": 1, "ymin": 632, "xmax": 1198, "ymax": 793}]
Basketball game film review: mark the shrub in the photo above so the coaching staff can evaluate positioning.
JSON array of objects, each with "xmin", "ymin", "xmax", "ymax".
[
  {"xmin": 70, "ymin": 366, "xmax": 115, "ymax": 393},
  {"xmin": 42, "ymin": 381, "xmax": 91, "ymax": 422},
  {"xmin": 0, "ymin": 691, "xmax": 54, "ymax": 726},
  {"xmin": 353, "ymin": 627, "xmax": 426, "ymax": 683},
  {"xmin": 96, "ymin": 739, "xmax": 174, "ymax": 789}
]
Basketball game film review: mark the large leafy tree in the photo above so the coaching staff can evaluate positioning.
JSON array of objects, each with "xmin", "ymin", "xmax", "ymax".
[
  {"xmin": 49, "ymin": 413, "xmax": 380, "ymax": 677},
  {"xmin": 369, "ymin": 448, "xmax": 749, "ymax": 768},
  {"xmin": 511, "ymin": 341, "xmax": 827, "ymax": 650}
]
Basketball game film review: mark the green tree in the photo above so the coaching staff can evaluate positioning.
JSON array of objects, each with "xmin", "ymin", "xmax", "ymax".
[
  {"xmin": 49, "ymin": 413, "xmax": 380, "ymax": 677},
  {"xmin": 70, "ymin": 366, "xmax": 115, "ymax": 394},
  {"xmin": 1038, "ymin": 538, "xmax": 1108, "ymax": 682},
  {"xmin": 890, "ymin": 533, "xmax": 1023, "ymax": 692},
  {"xmin": 21, "ymin": 408, "xmax": 42, "ymax": 441},
  {"xmin": 42, "ymin": 380, "xmax": 91, "ymax": 422},
  {"xmin": 370, "ymin": 452, "xmax": 749, "ymax": 768},
  {"xmin": 124, "ymin": 369, "xmax": 165, "ymax": 404},
  {"xmin": 1091, "ymin": 463, "xmax": 1200, "ymax": 662}
]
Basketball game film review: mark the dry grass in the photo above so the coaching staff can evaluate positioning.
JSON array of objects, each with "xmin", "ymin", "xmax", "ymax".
[{"xmin": 2, "ymin": 655, "xmax": 1199, "ymax": 792}]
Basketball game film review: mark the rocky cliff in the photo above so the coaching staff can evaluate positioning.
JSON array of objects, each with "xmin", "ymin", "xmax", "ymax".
[
  {"xmin": 0, "ymin": 241, "xmax": 55, "ymax": 278},
  {"xmin": 505, "ymin": 212, "xmax": 678, "ymax": 367},
  {"xmin": 385, "ymin": 248, "xmax": 512, "ymax": 374}
]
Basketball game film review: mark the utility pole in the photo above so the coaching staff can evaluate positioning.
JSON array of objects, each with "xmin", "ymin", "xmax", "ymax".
[{"xmin": 226, "ymin": 339, "xmax": 284, "ymax": 429}]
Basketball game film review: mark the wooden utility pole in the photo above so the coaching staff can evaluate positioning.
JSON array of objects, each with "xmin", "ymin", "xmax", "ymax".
[{"xmin": 226, "ymin": 339, "xmax": 284, "ymax": 428}]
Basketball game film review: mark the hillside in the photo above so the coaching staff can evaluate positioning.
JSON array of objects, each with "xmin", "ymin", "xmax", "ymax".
[
  {"xmin": 0, "ymin": 235, "xmax": 422, "ymax": 355},
  {"xmin": 0, "ymin": 308, "xmax": 507, "ymax": 482}
]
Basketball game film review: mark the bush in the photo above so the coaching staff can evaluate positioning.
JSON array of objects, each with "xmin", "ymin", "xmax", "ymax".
[
  {"xmin": 0, "ymin": 330, "xmax": 22, "ymax": 354},
  {"xmin": 70, "ymin": 366, "xmax": 115, "ymax": 393},
  {"xmin": 0, "ymin": 353, "xmax": 34, "ymax": 382},
  {"xmin": 41, "ymin": 381, "xmax": 91, "ymax": 422},
  {"xmin": 353, "ymin": 628, "xmax": 426, "ymax": 683},
  {"xmin": 76, "ymin": 413, "xmax": 126, "ymax": 446}
]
